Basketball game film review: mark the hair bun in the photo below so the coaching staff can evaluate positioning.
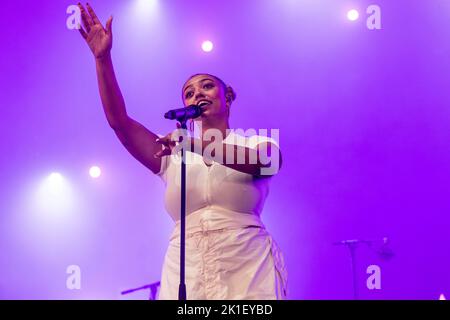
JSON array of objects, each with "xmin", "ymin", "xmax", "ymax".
[{"xmin": 227, "ymin": 86, "xmax": 237, "ymax": 102}]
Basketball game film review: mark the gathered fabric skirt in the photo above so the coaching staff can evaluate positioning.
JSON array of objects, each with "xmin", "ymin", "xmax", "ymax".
[{"xmin": 158, "ymin": 208, "xmax": 288, "ymax": 300}]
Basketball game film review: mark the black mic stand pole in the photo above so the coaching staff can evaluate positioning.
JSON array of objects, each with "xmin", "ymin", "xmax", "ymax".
[
  {"xmin": 164, "ymin": 105, "xmax": 203, "ymax": 300},
  {"xmin": 334, "ymin": 237, "xmax": 392, "ymax": 300},
  {"xmin": 121, "ymin": 281, "xmax": 161, "ymax": 300},
  {"xmin": 178, "ymin": 118, "xmax": 188, "ymax": 300},
  {"xmin": 348, "ymin": 241, "xmax": 358, "ymax": 300},
  {"xmin": 334, "ymin": 239, "xmax": 360, "ymax": 300}
]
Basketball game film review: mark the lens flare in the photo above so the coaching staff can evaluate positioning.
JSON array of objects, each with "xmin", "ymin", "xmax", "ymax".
[
  {"xmin": 89, "ymin": 166, "xmax": 101, "ymax": 178},
  {"xmin": 201, "ymin": 40, "xmax": 214, "ymax": 52},
  {"xmin": 347, "ymin": 9, "xmax": 359, "ymax": 21}
]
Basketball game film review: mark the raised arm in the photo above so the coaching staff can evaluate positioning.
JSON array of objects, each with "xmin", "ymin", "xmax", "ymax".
[{"xmin": 78, "ymin": 3, "xmax": 162, "ymax": 174}]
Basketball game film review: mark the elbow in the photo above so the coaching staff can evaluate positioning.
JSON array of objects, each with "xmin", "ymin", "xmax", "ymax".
[
  {"xmin": 108, "ymin": 115, "xmax": 130, "ymax": 132},
  {"xmin": 109, "ymin": 121, "xmax": 121, "ymax": 131}
]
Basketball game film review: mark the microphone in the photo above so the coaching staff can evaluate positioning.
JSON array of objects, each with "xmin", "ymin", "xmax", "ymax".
[{"xmin": 164, "ymin": 104, "xmax": 205, "ymax": 121}]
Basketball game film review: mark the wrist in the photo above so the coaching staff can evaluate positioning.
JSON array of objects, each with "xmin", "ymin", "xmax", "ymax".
[{"xmin": 95, "ymin": 52, "xmax": 112, "ymax": 64}]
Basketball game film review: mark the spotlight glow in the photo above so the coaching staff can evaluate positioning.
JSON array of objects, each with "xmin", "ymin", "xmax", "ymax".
[
  {"xmin": 89, "ymin": 166, "xmax": 101, "ymax": 178},
  {"xmin": 201, "ymin": 40, "xmax": 214, "ymax": 52},
  {"xmin": 347, "ymin": 9, "xmax": 359, "ymax": 21},
  {"xmin": 136, "ymin": 0, "xmax": 158, "ymax": 11},
  {"xmin": 33, "ymin": 172, "xmax": 76, "ymax": 219},
  {"xmin": 129, "ymin": 0, "xmax": 160, "ymax": 27},
  {"xmin": 439, "ymin": 294, "xmax": 446, "ymax": 300},
  {"xmin": 48, "ymin": 172, "xmax": 63, "ymax": 186}
]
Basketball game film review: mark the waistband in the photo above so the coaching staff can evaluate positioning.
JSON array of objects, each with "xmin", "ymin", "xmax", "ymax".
[{"xmin": 170, "ymin": 206, "xmax": 265, "ymax": 240}]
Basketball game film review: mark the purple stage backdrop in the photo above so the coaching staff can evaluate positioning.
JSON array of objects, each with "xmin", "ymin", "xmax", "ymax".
[{"xmin": 0, "ymin": 0, "xmax": 449, "ymax": 300}]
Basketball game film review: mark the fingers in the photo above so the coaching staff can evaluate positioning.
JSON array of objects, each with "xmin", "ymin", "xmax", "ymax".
[
  {"xmin": 156, "ymin": 135, "xmax": 174, "ymax": 146},
  {"xmin": 78, "ymin": 23, "xmax": 88, "ymax": 39},
  {"xmin": 105, "ymin": 16, "xmax": 113, "ymax": 35},
  {"xmin": 155, "ymin": 127, "xmax": 190, "ymax": 157},
  {"xmin": 154, "ymin": 147, "xmax": 172, "ymax": 159},
  {"xmin": 154, "ymin": 135, "xmax": 173, "ymax": 158},
  {"xmin": 154, "ymin": 128, "xmax": 192, "ymax": 158},
  {"xmin": 78, "ymin": 3, "xmax": 93, "ymax": 33},
  {"xmin": 86, "ymin": 3, "xmax": 102, "ymax": 26}
]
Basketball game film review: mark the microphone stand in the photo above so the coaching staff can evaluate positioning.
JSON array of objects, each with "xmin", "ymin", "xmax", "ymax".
[
  {"xmin": 178, "ymin": 118, "xmax": 187, "ymax": 300},
  {"xmin": 348, "ymin": 241, "xmax": 359, "ymax": 300},
  {"xmin": 121, "ymin": 281, "xmax": 161, "ymax": 300},
  {"xmin": 333, "ymin": 239, "xmax": 360, "ymax": 300},
  {"xmin": 334, "ymin": 237, "xmax": 392, "ymax": 300},
  {"xmin": 164, "ymin": 105, "xmax": 202, "ymax": 300}
]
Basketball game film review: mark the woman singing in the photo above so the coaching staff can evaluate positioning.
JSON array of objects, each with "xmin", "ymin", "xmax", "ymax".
[{"xmin": 77, "ymin": 3, "xmax": 287, "ymax": 299}]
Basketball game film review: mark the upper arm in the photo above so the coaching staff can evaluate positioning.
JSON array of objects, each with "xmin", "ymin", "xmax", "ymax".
[
  {"xmin": 247, "ymin": 134, "xmax": 282, "ymax": 175},
  {"xmin": 256, "ymin": 142, "xmax": 283, "ymax": 175},
  {"xmin": 112, "ymin": 116, "xmax": 163, "ymax": 175}
]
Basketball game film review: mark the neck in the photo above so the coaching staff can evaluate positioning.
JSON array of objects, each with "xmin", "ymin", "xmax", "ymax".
[{"xmin": 197, "ymin": 118, "xmax": 230, "ymax": 140}]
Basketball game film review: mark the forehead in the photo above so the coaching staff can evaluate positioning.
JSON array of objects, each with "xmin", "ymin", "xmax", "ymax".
[{"xmin": 183, "ymin": 75, "xmax": 217, "ymax": 91}]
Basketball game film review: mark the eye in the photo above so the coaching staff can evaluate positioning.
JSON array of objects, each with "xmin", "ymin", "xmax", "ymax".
[
  {"xmin": 185, "ymin": 91, "xmax": 193, "ymax": 99},
  {"xmin": 203, "ymin": 82, "xmax": 214, "ymax": 89}
]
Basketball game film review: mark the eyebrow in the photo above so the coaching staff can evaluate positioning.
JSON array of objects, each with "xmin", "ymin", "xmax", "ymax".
[{"xmin": 183, "ymin": 78, "xmax": 215, "ymax": 93}]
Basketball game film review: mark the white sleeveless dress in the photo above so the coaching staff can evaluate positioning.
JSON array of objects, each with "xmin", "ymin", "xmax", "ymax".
[{"xmin": 156, "ymin": 131, "xmax": 288, "ymax": 300}]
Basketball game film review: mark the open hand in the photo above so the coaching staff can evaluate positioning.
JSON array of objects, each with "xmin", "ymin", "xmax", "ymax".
[{"xmin": 78, "ymin": 3, "xmax": 113, "ymax": 59}]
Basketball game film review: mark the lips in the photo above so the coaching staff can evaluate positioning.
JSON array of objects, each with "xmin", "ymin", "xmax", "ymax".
[{"xmin": 197, "ymin": 100, "xmax": 212, "ymax": 107}]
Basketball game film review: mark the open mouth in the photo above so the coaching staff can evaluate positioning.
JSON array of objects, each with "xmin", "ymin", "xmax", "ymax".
[{"xmin": 197, "ymin": 100, "xmax": 212, "ymax": 108}]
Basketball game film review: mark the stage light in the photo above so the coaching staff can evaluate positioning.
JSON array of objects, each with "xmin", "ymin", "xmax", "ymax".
[
  {"xmin": 129, "ymin": 0, "xmax": 160, "ymax": 26},
  {"xmin": 439, "ymin": 294, "xmax": 446, "ymax": 300},
  {"xmin": 89, "ymin": 166, "xmax": 101, "ymax": 178},
  {"xmin": 48, "ymin": 172, "xmax": 63, "ymax": 187},
  {"xmin": 201, "ymin": 40, "xmax": 214, "ymax": 52},
  {"xmin": 33, "ymin": 172, "xmax": 76, "ymax": 219},
  {"xmin": 347, "ymin": 9, "xmax": 359, "ymax": 21},
  {"xmin": 136, "ymin": 0, "xmax": 158, "ymax": 11}
]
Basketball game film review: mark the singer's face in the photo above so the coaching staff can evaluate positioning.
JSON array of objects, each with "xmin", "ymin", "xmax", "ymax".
[{"xmin": 182, "ymin": 75, "xmax": 228, "ymax": 120}]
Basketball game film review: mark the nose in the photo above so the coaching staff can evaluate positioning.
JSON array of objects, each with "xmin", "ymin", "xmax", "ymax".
[{"xmin": 194, "ymin": 90, "xmax": 206, "ymax": 101}]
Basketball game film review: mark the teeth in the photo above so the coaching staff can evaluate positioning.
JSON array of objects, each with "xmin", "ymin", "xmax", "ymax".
[{"xmin": 198, "ymin": 101, "xmax": 210, "ymax": 107}]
